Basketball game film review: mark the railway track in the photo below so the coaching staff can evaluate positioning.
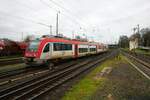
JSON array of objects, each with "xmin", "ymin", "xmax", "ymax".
[
  {"xmin": 122, "ymin": 50, "xmax": 150, "ymax": 64},
  {"xmin": 0, "ymin": 57, "xmax": 23, "ymax": 66},
  {"xmin": 0, "ymin": 55, "xmax": 90, "ymax": 86},
  {"xmin": 121, "ymin": 51, "xmax": 150, "ymax": 80},
  {"xmin": 132, "ymin": 53, "xmax": 150, "ymax": 64},
  {"xmin": 0, "ymin": 51, "xmax": 116, "ymax": 100},
  {"xmin": 0, "ymin": 66, "xmax": 49, "ymax": 86},
  {"xmin": 0, "ymin": 66, "xmax": 33, "ymax": 79},
  {"xmin": 0, "ymin": 52, "xmax": 107, "ymax": 85}
]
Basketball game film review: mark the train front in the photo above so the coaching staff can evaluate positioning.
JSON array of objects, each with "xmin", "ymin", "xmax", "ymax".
[{"xmin": 24, "ymin": 40, "xmax": 43, "ymax": 66}]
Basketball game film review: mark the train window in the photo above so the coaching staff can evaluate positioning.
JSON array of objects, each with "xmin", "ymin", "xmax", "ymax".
[
  {"xmin": 61, "ymin": 44, "xmax": 66, "ymax": 50},
  {"xmin": 90, "ymin": 48, "xmax": 96, "ymax": 52},
  {"xmin": 43, "ymin": 43, "xmax": 49, "ymax": 52},
  {"xmin": 54, "ymin": 43, "xmax": 72, "ymax": 51},
  {"xmin": 61, "ymin": 44, "xmax": 72, "ymax": 50},
  {"xmin": 65, "ymin": 44, "xmax": 72, "ymax": 50},
  {"xmin": 54, "ymin": 43, "xmax": 61, "ymax": 51},
  {"xmin": 79, "ymin": 48, "xmax": 88, "ymax": 53}
]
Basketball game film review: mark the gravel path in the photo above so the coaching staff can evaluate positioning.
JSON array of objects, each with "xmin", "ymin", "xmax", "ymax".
[{"xmin": 91, "ymin": 58, "xmax": 150, "ymax": 100}]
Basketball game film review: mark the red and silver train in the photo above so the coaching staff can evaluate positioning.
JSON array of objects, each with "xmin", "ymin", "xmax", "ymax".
[{"xmin": 24, "ymin": 37, "xmax": 107, "ymax": 68}]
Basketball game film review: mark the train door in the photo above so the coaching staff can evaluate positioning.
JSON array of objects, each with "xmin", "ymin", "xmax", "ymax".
[
  {"xmin": 96, "ymin": 45, "xmax": 98, "ymax": 53},
  {"xmin": 49, "ymin": 43, "xmax": 52, "ymax": 58},
  {"xmin": 74, "ymin": 44, "xmax": 78, "ymax": 58},
  {"xmin": 41, "ymin": 43, "xmax": 51, "ymax": 59}
]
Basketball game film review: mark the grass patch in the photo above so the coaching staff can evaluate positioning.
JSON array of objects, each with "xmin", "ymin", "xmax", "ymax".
[
  {"xmin": 134, "ymin": 48, "xmax": 150, "ymax": 55},
  {"xmin": 122, "ymin": 48, "xmax": 129, "ymax": 51},
  {"xmin": 121, "ymin": 48, "xmax": 150, "ymax": 55},
  {"xmin": 62, "ymin": 55, "xmax": 124, "ymax": 100}
]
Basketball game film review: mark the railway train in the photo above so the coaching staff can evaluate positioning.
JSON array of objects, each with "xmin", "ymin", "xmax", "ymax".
[
  {"xmin": 24, "ymin": 36, "xmax": 108, "ymax": 68},
  {"xmin": 0, "ymin": 39, "xmax": 27, "ymax": 56}
]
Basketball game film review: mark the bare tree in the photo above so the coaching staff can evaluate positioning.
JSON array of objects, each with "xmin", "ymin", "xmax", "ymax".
[
  {"xmin": 118, "ymin": 35, "xmax": 129, "ymax": 48},
  {"xmin": 24, "ymin": 35, "xmax": 35, "ymax": 43},
  {"xmin": 140, "ymin": 28, "xmax": 150, "ymax": 47}
]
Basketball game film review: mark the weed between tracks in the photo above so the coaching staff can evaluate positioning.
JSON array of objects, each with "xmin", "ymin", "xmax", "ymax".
[
  {"xmin": 0, "ymin": 63, "xmax": 25, "ymax": 73},
  {"xmin": 0, "ymin": 55, "xmax": 22, "ymax": 60},
  {"xmin": 62, "ymin": 54, "xmax": 150, "ymax": 100}
]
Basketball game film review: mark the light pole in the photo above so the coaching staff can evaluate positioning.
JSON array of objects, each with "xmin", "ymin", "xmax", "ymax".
[
  {"xmin": 22, "ymin": 32, "xmax": 23, "ymax": 41},
  {"xmin": 56, "ymin": 11, "xmax": 60, "ymax": 36},
  {"xmin": 137, "ymin": 24, "xmax": 140, "ymax": 34},
  {"xmin": 133, "ymin": 24, "xmax": 140, "ymax": 34},
  {"xmin": 50, "ymin": 25, "xmax": 52, "ymax": 35}
]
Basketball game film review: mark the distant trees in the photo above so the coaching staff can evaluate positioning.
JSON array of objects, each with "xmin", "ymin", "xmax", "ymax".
[
  {"xmin": 118, "ymin": 35, "xmax": 129, "ymax": 48},
  {"xmin": 24, "ymin": 35, "xmax": 35, "ymax": 43},
  {"xmin": 140, "ymin": 28, "xmax": 150, "ymax": 47},
  {"xmin": 118, "ymin": 27, "xmax": 150, "ymax": 48}
]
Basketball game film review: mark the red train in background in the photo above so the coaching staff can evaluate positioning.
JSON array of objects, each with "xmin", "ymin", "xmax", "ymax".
[
  {"xmin": 24, "ymin": 36, "xmax": 108, "ymax": 68},
  {"xmin": 0, "ymin": 39, "xmax": 27, "ymax": 56}
]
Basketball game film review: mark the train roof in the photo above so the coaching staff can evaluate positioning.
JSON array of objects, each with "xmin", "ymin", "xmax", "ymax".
[{"xmin": 39, "ymin": 37, "xmax": 101, "ymax": 46}]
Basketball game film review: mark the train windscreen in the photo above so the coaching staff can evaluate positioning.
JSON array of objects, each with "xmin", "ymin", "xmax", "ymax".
[{"xmin": 27, "ymin": 41, "xmax": 39, "ymax": 52}]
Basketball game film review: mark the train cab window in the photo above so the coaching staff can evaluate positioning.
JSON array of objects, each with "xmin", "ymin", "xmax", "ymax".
[
  {"xmin": 27, "ymin": 40, "xmax": 39, "ymax": 52},
  {"xmin": 43, "ymin": 43, "xmax": 49, "ymax": 52}
]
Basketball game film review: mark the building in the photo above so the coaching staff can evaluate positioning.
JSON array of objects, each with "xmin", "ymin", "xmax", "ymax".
[{"xmin": 129, "ymin": 38, "xmax": 138, "ymax": 50}]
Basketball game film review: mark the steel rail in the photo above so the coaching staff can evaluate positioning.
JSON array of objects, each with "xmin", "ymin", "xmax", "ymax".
[{"xmin": 0, "ymin": 51, "xmax": 114, "ymax": 100}]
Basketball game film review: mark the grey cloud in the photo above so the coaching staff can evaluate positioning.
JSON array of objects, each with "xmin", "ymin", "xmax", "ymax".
[{"xmin": 0, "ymin": 0, "xmax": 150, "ymax": 44}]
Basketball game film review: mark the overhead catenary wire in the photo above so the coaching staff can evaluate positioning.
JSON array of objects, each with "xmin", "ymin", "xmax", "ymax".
[
  {"xmin": 46, "ymin": 0, "xmax": 93, "ymax": 39},
  {"xmin": 0, "ymin": 0, "xmax": 89, "ymax": 38},
  {"xmin": 0, "ymin": 10, "xmax": 51, "ymax": 28},
  {"xmin": 0, "ymin": 0, "xmax": 79, "ymax": 36},
  {"xmin": 14, "ymin": 0, "xmax": 39, "ymax": 13},
  {"xmin": 40, "ymin": 0, "xmax": 90, "ymax": 38},
  {"xmin": 40, "ymin": 0, "xmax": 83, "ymax": 27},
  {"xmin": 7, "ymin": 0, "xmax": 86, "ymax": 31},
  {"xmin": 47, "ymin": 0, "xmax": 88, "ymax": 27}
]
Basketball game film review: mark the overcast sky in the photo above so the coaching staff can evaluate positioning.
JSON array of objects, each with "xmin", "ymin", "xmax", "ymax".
[{"xmin": 0, "ymin": 0, "xmax": 150, "ymax": 44}]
